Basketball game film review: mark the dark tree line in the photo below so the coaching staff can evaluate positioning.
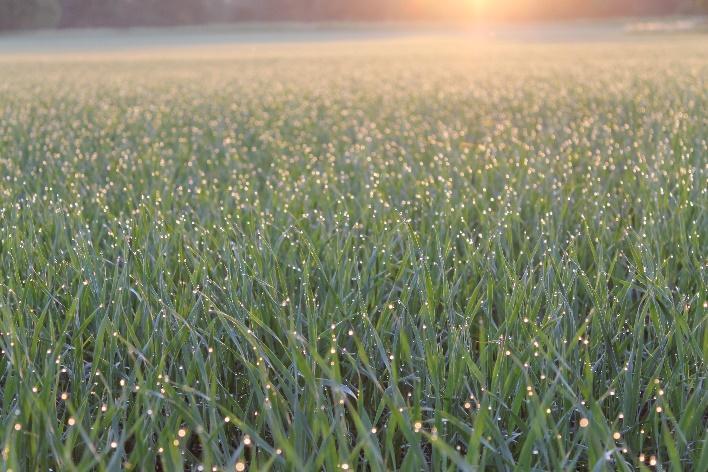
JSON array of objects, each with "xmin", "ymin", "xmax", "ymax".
[{"xmin": 1, "ymin": 0, "xmax": 705, "ymax": 31}]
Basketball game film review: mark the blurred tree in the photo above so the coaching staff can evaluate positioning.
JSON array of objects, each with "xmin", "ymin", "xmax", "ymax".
[
  {"xmin": 687, "ymin": 0, "xmax": 708, "ymax": 11},
  {"xmin": 0, "ymin": 0, "xmax": 704, "ymax": 31},
  {"xmin": 0, "ymin": 0, "xmax": 61, "ymax": 30}
]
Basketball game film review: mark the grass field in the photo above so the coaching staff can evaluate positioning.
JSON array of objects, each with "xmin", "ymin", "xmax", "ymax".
[{"xmin": 0, "ymin": 29, "xmax": 706, "ymax": 471}]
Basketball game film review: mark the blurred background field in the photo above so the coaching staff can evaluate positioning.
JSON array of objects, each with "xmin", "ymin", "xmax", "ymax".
[{"xmin": 0, "ymin": 16, "xmax": 705, "ymax": 57}]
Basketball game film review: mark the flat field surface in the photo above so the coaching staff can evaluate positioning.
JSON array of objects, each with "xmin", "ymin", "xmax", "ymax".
[{"xmin": 0, "ymin": 27, "xmax": 706, "ymax": 470}]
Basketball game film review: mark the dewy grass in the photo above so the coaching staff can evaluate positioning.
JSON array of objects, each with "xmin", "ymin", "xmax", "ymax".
[{"xmin": 0, "ymin": 36, "xmax": 705, "ymax": 471}]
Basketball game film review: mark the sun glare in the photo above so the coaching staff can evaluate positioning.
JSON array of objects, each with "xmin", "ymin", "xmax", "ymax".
[{"xmin": 406, "ymin": 0, "xmax": 536, "ymax": 22}]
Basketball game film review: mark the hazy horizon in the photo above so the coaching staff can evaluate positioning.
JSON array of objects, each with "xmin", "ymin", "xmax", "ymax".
[{"xmin": 1, "ymin": 16, "xmax": 705, "ymax": 58}]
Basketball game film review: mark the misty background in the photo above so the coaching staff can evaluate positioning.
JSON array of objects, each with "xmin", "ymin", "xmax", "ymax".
[{"xmin": 1, "ymin": 0, "xmax": 706, "ymax": 32}]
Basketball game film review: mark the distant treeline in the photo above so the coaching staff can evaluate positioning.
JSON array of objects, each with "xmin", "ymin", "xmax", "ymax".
[{"xmin": 1, "ymin": 0, "xmax": 706, "ymax": 31}]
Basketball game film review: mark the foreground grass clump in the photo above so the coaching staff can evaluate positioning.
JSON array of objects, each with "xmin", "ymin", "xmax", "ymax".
[{"xmin": 0, "ymin": 37, "xmax": 706, "ymax": 470}]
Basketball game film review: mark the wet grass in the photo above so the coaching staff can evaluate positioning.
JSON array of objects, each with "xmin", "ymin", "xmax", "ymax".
[{"xmin": 0, "ymin": 36, "xmax": 706, "ymax": 470}]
